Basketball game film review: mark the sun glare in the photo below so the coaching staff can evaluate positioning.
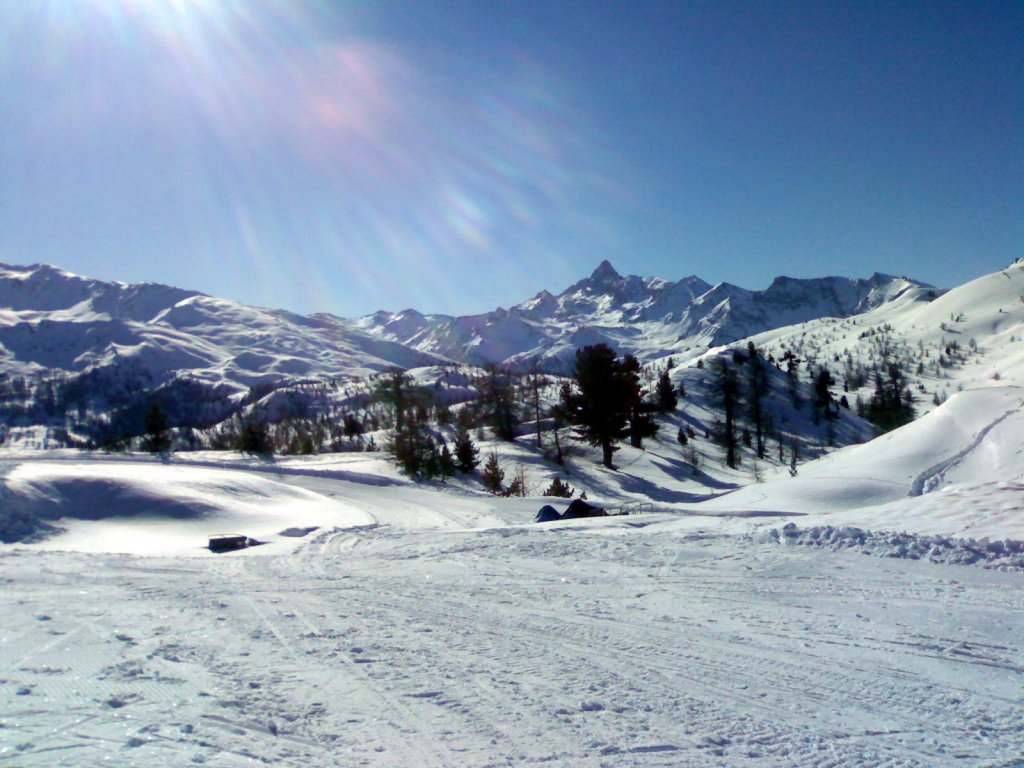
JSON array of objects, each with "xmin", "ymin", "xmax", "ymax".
[{"xmin": 5, "ymin": 0, "xmax": 601, "ymax": 314}]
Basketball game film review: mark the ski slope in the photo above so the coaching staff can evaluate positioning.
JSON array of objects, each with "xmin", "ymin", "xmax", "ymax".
[{"xmin": 2, "ymin": 437, "xmax": 1023, "ymax": 766}]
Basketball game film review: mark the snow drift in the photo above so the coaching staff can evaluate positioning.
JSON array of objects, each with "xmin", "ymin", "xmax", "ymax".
[{"xmin": 0, "ymin": 462, "xmax": 373, "ymax": 553}]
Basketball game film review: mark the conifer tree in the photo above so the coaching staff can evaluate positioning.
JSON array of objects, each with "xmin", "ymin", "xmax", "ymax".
[
  {"xmin": 480, "ymin": 451, "xmax": 505, "ymax": 494},
  {"xmin": 864, "ymin": 364, "xmax": 915, "ymax": 432},
  {"xmin": 480, "ymin": 364, "xmax": 519, "ymax": 441},
  {"xmin": 622, "ymin": 354, "xmax": 657, "ymax": 449},
  {"xmin": 237, "ymin": 416, "xmax": 273, "ymax": 455},
  {"xmin": 549, "ymin": 383, "xmax": 572, "ymax": 465},
  {"xmin": 710, "ymin": 357, "xmax": 740, "ymax": 468},
  {"xmin": 503, "ymin": 464, "xmax": 527, "ymax": 497},
  {"xmin": 813, "ymin": 367, "xmax": 835, "ymax": 422},
  {"xmin": 143, "ymin": 402, "xmax": 171, "ymax": 454},
  {"xmin": 564, "ymin": 343, "xmax": 635, "ymax": 468},
  {"xmin": 543, "ymin": 477, "xmax": 574, "ymax": 498},
  {"xmin": 527, "ymin": 361, "xmax": 546, "ymax": 448},
  {"xmin": 655, "ymin": 368, "xmax": 678, "ymax": 412},
  {"xmin": 454, "ymin": 427, "xmax": 480, "ymax": 472},
  {"xmin": 438, "ymin": 441, "xmax": 456, "ymax": 477},
  {"xmin": 744, "ymin": 343, "xmax": 770, "ymax": 459}
]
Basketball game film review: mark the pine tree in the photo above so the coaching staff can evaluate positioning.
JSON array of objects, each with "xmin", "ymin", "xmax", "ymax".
[
  {"xmin": 143, "ymin": 402, "xmax": 171, "ymax": 454},
  {"xmin": 480, "ymin": 451, "xmax": 505, "ymax": 494},
  {"xmin": 655, "ymin": 368, "xmax": 678, "ymax": 412},
  {"xmin": 454, "ymin": 427, "xmax": 480, "ymax": 472},
  {"xmin": 813, "ymin": 367, "xmax": 835, "ymax": 422},
  {"xmin": 744, "ymin": 342, "xmax": 770, "ymax": 459},
  {"xmin": 543, "ymin": 477, "xmax": 574, "ymax": 498},
  {"xmin": 390, "ymin": 422, "xmax": 436, "ymax": 477},
  {"xmin": 503, "ymin": 464, "xmax": 527, "ymax": 497},
  {"xmin": 377, "ymin": 369, "xmax": 411, "ymax": 433},
  {"xmin": 710, "ymin": 357, "xmax": 740, "ymax": 468},
  {"xmin": 564, "ymin": 344, "xmax": 634, "ymax": 468},
  {"xmin": 237, "ymin": 417, "xmax": 273, "ymax": 455},
  {"xmin": 549, "ymin": 383, "xmax": 571, "ymax": 465},
  {"xmin": 527, "ymin": 362, "xmax": 546, "ymax": 449},
  {"xmin": 622, "ymin": 354, "xmax": 658, "ymax": 449},
  {"xmin": 438, "ymin": 441, "xmax": 456, "ymax": 477},
  {"xmin": 864, "ymin": 364, "xmax": 915, "ymax": 432},
  {"xmin": 783, "ymin": 350, "xmax": 800, "ymax": 408},
  {"xmin": 480, "ymin": 364, "xmax": 518, "ymax": 441}
]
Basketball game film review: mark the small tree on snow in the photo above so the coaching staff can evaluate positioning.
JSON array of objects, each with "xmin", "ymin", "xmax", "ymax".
[
  {"xmin": 454, "ymin": 428, "xmax": 480, "ymax": 472},
  {"xmin": 543, "ymin": 476, "xmax": 574, "ymax": 498},
  {"xmin": 480, "ymin": 451, "xmax": 505, "ymax": 494},
  {"xmin": 655, "ymin": 368, "xmax": 678, "ymax": 412},
  {"xmin": 438, "ymin": 441, "xmax": 456, "ymax": 477},
  {"xmin": 503, "ymin": 463, "xmax": 527, "ymax": 497}
]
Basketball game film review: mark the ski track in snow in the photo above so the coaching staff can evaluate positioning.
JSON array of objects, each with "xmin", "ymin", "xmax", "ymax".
[
  {"xmin": 908, "ymin": 400, "xmax": 1024, "ymax": 497},
  {"xmin": 3, "ymin": 527, "xmax": 1022, "ymax": 767}
]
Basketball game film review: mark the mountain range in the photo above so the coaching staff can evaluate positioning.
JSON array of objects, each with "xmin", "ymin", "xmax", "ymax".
[
  {"xmin": 0, "ymin": 260, "xmax": 933, "ymax": 390},
  {"xmin": 352, "ymin": 260, "xmax": 933, "ymax": 370}
]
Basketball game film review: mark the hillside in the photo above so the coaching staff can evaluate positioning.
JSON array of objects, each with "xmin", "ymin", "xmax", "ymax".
[
  {"xmin": 0, "ymin": 261, "xmax": 932, "ymax": 385},
  {"xmin": 0, "ymin": 263, "xmax": 447, "ymax": 388},
  {"xmin": 736, "ymin": 259, "xmax": 1024, "ymax": 421},
  {"xmin": 0, "ymin": 259, "xmax": 932, "ymax": 451},
  {"xmin": 350, "ymin": 260, "xmax": 931, "ymax": 370}
]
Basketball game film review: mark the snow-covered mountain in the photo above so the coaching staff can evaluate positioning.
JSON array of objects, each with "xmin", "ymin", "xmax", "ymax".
[
  {"xmin": 731, "ymin": 259, "xmax": 1024, "ymax": 421},
  {"xmin": 0, "ymin": 263, "xmax": 446, "ymax": 390},
  {"xmin": 349, "ymin": 260, "xmax": 932, "ymax": 370},
  {"xmin": 0, "ymin": 260, "xmax": 929, "ymax": 390}
]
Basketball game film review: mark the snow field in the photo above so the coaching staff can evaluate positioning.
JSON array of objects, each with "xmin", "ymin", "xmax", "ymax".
[
  {"xmin": 3, "ymin": 525, "xmax": 1022, "ymax": 767},
  {"xmin": 0, "ymin": 461, "xmax": 375, "ymax": 554}
]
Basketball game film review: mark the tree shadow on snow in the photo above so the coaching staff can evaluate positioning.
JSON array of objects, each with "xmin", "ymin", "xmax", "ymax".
[{"xmin": 646, "ymin": 454, "xmax": 741, "ymax": 491}]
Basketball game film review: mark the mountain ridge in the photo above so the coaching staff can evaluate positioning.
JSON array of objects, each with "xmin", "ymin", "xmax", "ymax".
[
  {"xmin": 348, "ymin": 261, "xmax": 934, "ymax": 370},
  {"xmin": 0, "ymin": 260, "xmax": 934, "ymax": 389}
]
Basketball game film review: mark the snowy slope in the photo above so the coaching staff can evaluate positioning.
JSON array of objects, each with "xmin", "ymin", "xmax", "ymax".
[
  {"xmin": 741, "ymin": 260, "xmax": 1024, "ymax": 419},
  {"xmin": 1, "ymin": 449, "xmax": 1022, "ymax": 766},
  {"xmin": 0, "ymin": 264, "xmax": 447, "ymax": 390},
  {"xmin": 0, "ymin": 460, "xmax": 376, "ymax": 553},
  {"xmin": 350, "ymin": 260, "xmax": 929, "ymax": 370},
  {"xmin": 687, "ymin": 386, "xmax": 1024, "ymax": 536}
]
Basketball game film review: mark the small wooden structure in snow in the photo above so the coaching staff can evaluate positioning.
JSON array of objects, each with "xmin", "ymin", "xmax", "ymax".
[{"xmin": 208, "ymin": 534, "xmax": 249, "ymax": 553}]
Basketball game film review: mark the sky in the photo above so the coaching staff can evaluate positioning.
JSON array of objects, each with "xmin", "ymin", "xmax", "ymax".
[{"xmin": 0, "ymin": 1, "xmax": 1021, "ymax": 317}]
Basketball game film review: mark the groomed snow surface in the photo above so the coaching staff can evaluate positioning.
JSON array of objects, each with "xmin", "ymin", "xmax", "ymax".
[{"xmin": 3, "ymin": 385, "xmax": 1024, "ymax": 768}]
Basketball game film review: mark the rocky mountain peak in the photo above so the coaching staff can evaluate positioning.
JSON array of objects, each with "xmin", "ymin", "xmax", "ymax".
[{"xmin": 590, "ymin": 260, "xmax": 622, "ymax": 282}]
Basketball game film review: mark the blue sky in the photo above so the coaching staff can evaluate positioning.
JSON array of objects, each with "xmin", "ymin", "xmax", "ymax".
[{"xmin": 0, "ymin": 1, "xmax": 1021, "ymax": 316}]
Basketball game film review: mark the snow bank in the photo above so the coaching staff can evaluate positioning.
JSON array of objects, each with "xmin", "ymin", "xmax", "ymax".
[
  {"xmin": 691, "ymin": 387, "xmax": 1024, "ymax": 539},
  {"xmin": 1, "ymin": 462, "xmax": 374, "ymax": 554},
  {"xmin": 766, "ymin": 522, "xmax": 1024, "ymax": 572}
]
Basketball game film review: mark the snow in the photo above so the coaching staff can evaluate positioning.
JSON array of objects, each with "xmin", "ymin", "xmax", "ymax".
[
  {"xmin": 349, "ymin": 263, "xmax": 925, "ymax": 370},
  {"xmin": 2, "ymin": 498, "xmax": 1022, "ymax": 765},
  {"xmin": 2, "ymin": 441, "xmax": 1023, "ymax": 766},
  {"xmin": 1, "ymin": 461, "xmax": 374, "ymax": 555},
  {"xmin": 3, "ymin": 261, "xmax": 1024, "ymax": 765},
  {"xmin": 0, "ymin": 263, "xmax": 447, "ymax": 388},
  {"xmin": 766, "ymin": 523, "xmax": 1024, "ymax": 571},
  {"xmin": 680, "ymin": 386, "xmax": 1024, "ymax": 541}
]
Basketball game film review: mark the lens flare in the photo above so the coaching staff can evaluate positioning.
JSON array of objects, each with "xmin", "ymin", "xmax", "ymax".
[{"xmin": 1, "ymin": 1, "xmax": 619, "ymax": 315}]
